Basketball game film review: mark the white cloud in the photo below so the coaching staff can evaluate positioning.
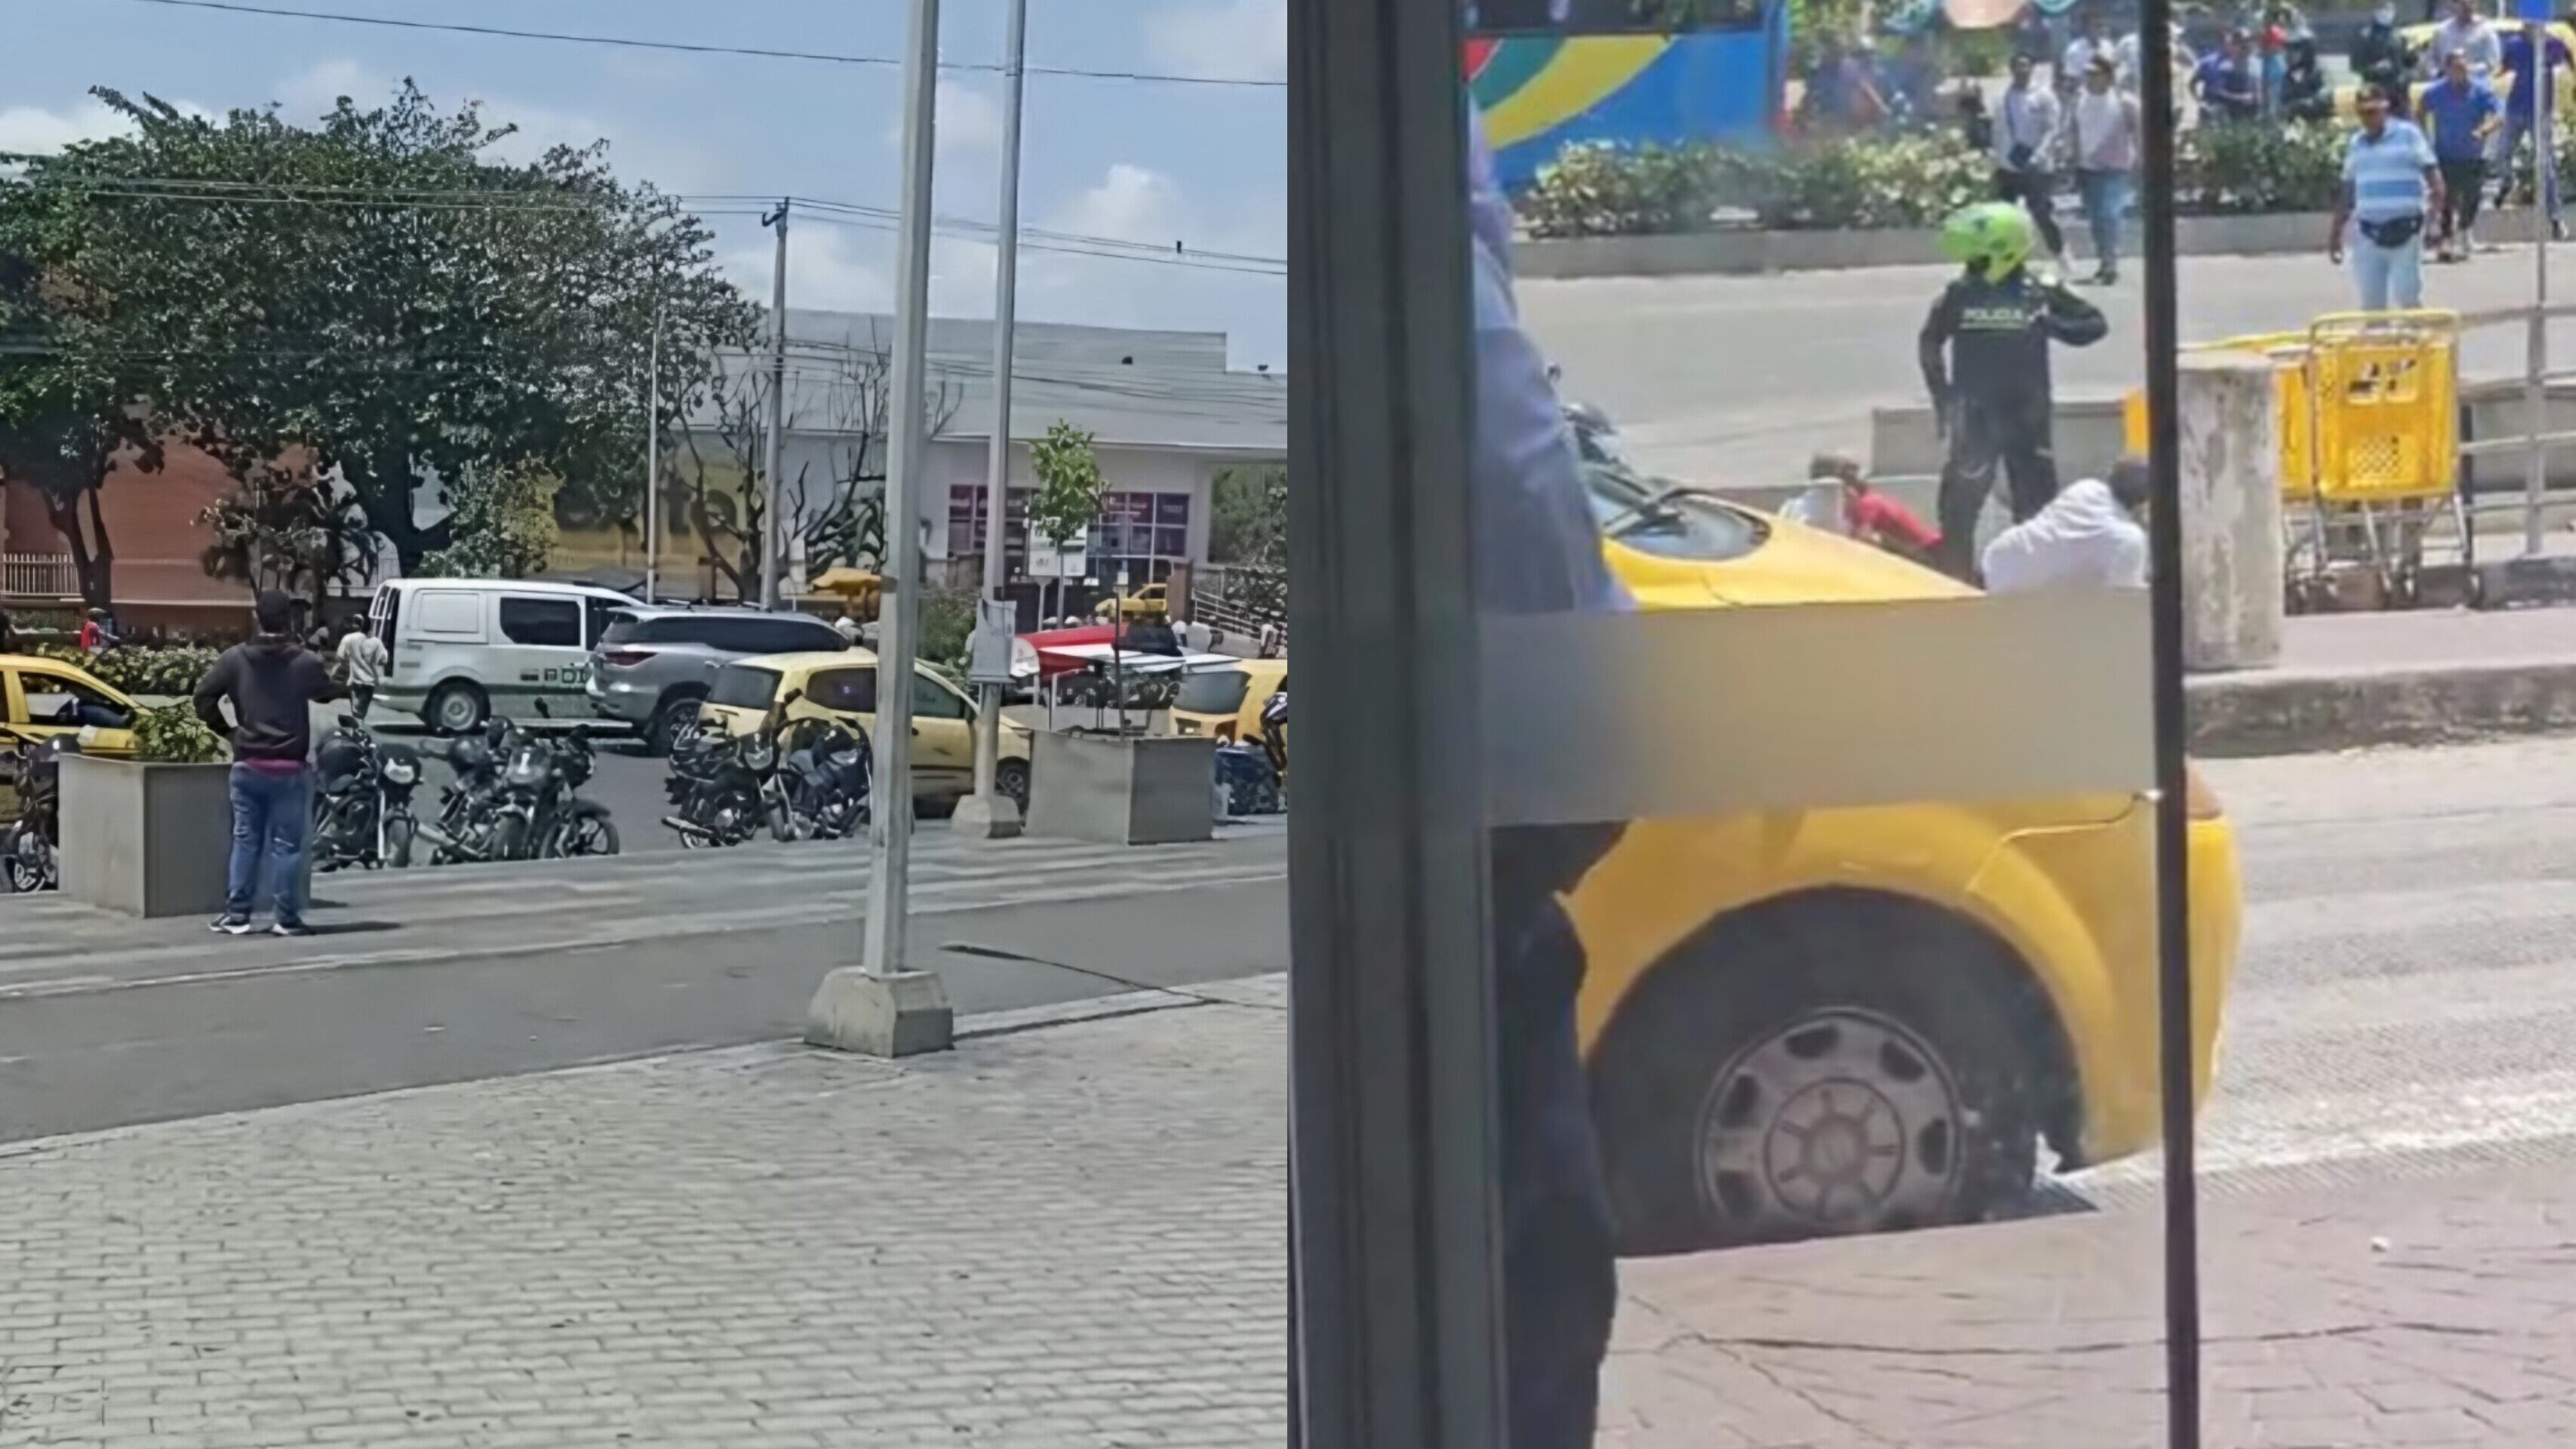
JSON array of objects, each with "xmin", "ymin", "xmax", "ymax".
[
  {"xmin": 0, "ymin": 95, "xmax": 214, "ymax": 155},
  {"xmin": 275, "ymin": 58, "xmax": 389, "ymax": 117},
  {"xmin": 1145, "ymin": 0, "xmax": 1287, "ymax": 83},
  {"xmin": 1017, "ymin": 163, "xmax": 1286, "ymax": 366}
]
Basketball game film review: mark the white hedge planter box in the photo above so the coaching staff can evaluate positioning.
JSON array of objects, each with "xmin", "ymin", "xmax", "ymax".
[
  {"xmin": 1025, "ymin": 731, "xmax": 1216, "ymax": 847},
  {"xmin": 60, "ymin": 755, "xmax": 234, "ymax": 918}
]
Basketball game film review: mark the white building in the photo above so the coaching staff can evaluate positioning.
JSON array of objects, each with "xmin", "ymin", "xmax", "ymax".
[{"xmin": 696, "ymin": 309, "xmax": 1285, "ymax": 596}]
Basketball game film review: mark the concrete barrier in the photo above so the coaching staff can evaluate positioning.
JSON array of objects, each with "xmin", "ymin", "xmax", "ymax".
[
  {"xmin": 1515, "ymin": 208, "xmax": 2568, "ymax": 281},
  {"xmin": 60, "ymin": 755, "xmax": 231, "ymax": 918},
  {"xmin": 1025, "ymin": 731, "xmax": 1216, "ymax": 846},
  {"xmin": 2187, "ymin": 660, "xmax": 2576, "ymax": 756}
]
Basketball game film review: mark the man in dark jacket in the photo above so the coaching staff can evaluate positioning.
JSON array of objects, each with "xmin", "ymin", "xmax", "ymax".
[
  {"xmin": 1920, "ymin": 199, "xmax": 2110, "ymax": 579},
  {"xmin": 195, "ymin": 589, "xmax": 342, "ymax": 937}
]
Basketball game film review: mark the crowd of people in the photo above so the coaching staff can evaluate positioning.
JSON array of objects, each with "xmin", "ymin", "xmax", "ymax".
[{"xmin": 1801, "ymin": 0, "xmax": 2571, "ymax": 300}]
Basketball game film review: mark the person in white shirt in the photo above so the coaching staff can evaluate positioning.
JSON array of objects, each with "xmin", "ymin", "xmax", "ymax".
[
  {"xmin": 1993, "ymin": 52, "xmax": 2070, "ymax": 265},
  {"xmin": 1980, "ymin": 454, "xmax": 2150, "ymax": 592},
  {"xmin": 2068, "ymin": 55, "xmax": 2143, "ymax": 285},
  {"xmin": 2061, "ymin": 10, "xmax": 2116, "ymax": 86},
  {"xmin": 2421, "ymin": 0, "xmax": 2501, "ymax": 79},
  {"xmin": 334, "ymin": 625, "xmax": 389, "ymax": 718}
]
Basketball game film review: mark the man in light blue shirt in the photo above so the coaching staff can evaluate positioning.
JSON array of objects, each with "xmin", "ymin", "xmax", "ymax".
[
  {"xmin": 1470, "ymin": 100, "xmax": 1626, "ymax": 1449},
  {"xmin": 2331, "ymin": 85, "xmax": 2446, "ymax": 309}
]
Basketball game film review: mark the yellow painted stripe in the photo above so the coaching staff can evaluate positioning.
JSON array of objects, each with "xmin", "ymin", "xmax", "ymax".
[{"xmin": 1480, "ymin": 35, "xmax": 1673, "ymax": 149}]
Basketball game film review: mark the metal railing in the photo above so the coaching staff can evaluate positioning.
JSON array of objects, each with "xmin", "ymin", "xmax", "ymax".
[
  {"xmin": 0, "ymin": 552, "xmax": 78, "ymax": 599},
  {"xmin": 2452, "ymin": 298, "xmax": 2576, "ymax": 560}
]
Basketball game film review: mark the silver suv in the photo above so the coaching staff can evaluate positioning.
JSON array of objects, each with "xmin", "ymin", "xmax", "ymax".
[{"xmin": 587, "ymin": 605, "xmax": 849, "ymax": 753}]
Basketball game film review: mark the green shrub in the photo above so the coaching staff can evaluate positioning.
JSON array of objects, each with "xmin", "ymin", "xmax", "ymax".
[
  {"xmin": 1520, "ymin": 131, "xmax": 1987, "ymax": 237},
  {"xmin": 2174, "ymin": 121, "xmax": 2344, "ymax": 216},
  {"xmin": 133, "ymin": 703, "xmax": 226, "ymax": 764},
  {"xmin": 46, "ymin": 645, "xmax": 223, "ymax": 699}
]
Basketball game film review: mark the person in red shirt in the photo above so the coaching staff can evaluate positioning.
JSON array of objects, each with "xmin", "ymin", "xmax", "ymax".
[{"xmin": 1800, "ymin": 451, "xmax": 1944, "ymax": 566}]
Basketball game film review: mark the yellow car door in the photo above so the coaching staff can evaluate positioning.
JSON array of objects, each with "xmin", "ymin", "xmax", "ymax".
[
  {"xmin": 6, "ymin": 665, "xmax": 140, "ymax": 757},
  {"xmin": 905, "ymin": 669, "xmax": 979, "ymax": 801}
]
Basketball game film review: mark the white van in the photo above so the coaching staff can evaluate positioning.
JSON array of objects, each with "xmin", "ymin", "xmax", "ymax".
[{"xmin": 368, "ymin": 579, "xmax": 635, "ymax": 733}]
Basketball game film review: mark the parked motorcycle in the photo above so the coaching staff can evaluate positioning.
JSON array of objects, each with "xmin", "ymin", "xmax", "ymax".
[
  {"xmin": 774, "ymin": 715, "xmax": 872, "ymax": 841},
  {"xmin": 312, "ymin": 714, "xmax": 423, "ymax": 871},
  {"xmin": 419, "ymin": 706, "xmax": 616, "ymax": 863},
  {"xmin": 2, "ymin": 737, "xmax": 77, "ymax": 893},
  {"xmin": 663, "ymin": 689, "xmax": 868, "ymax": 847},
  {"xmin": 420, "ymin": 718, "xmax": 512, "ymax": 866}
]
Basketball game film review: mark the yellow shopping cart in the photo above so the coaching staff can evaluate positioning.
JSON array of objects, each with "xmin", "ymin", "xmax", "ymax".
[{"xmin": 2124, "ymin": 310, "xmax": 2461, "ymax": 609}]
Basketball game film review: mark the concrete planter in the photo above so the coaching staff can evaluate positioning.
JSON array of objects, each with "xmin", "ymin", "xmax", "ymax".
[
  {"xmin": 1025, "ymin": 731, "xmax": 1216, "ymax": 847},
  {"xmin": 60, "ymin": 755, "xmax": 233, "ymax": 918}
]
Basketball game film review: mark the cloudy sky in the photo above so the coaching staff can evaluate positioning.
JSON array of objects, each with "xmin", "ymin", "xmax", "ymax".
[{"xmin": 0, "ymin": 0, "xmax": 1288, "ymax": 368}]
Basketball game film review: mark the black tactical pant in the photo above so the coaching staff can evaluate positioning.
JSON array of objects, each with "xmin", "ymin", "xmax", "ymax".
[
  {"xmin": 1935, "ymin": 399, "xmax": 2061, "ymax": 581},
  {"xmin": 1494, "ymin": 831, "xmax": 1619, "ymax": 1449}
]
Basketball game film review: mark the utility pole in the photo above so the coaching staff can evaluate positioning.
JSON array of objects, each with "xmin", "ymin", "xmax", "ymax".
[
  {"xmin": 762, "ymin": 198, "xmax": 792, "ymax": 609},
  {"xmin": 955, "ymin": 0, "xmax": 1030, "ymax": 841},
  {"xmin": 2525, "ymin": 8, "xmax": 2554, "ymax": 558},
  {"xmin": 644, "ymin": 302, "xmax": 664, "ymax": 603},
  {"xmin": 805, "ymin": 0, "xmax": 953, "ymax": 1057}
]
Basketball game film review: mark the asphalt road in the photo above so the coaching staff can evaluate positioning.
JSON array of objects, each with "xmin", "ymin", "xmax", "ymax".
[
  {"xmin": 2068, "ymin": 737, "xmax": 2576, "ymax": 1205},
  {"xmin": 1520, "ymin": 247, "xmax": 2576, "ymax": 487},
  {"xmin": 0, "ymin": 825, "xmax": 1288, "ymax": 1143}
]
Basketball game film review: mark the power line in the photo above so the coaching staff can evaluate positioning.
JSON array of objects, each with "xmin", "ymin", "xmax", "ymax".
[
  {"xmin": 94, "ymin": 0, "xmax": 1288, "ymax": 89},
  {"xmin": 32, "ymin": 176, "xmax": 1285, "ymax": 275}
]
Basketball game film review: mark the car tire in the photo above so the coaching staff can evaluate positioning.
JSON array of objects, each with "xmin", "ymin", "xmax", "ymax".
[
  {"xmin": 996, "ymin": 758, "xmax": 1031, "ymax": 815},
  {"xmin": 426, "ymin": 681, "xmax": 488, "ymax": 735},
  {"xmin": 645, "ymin": 693, "xmax": 702, "ymax": 757},
  {"xmin": 1591, "ymin": 895, "xmax": 2045, "ymax": 1255}
]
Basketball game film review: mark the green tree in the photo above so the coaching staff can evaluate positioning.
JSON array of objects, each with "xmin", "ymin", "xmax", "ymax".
[
  {"xmin": 198, "ymin": 459, "xmax": 380, "ymax": 615},
  {"xmin": 0, "ymin": 84, "xmax": 758, "ymax": 576},
  {"xmin": 420, "ymin": 461, "xmax": 561, "ymax": 580},
  {"xmin": 1207, "ymin": 464, "xmax": 1286, "ymax": 567},
  {"xmin": 1025, "ymin": 420, "xmax": 1105, "ymax": 622}
]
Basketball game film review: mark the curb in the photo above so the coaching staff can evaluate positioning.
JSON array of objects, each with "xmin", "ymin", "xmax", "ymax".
[
  {"xmin": 954, "ymin": 972, "xmax": 1288, "ymax": 1041},
  {"xmin": 1515, "ymin": 208, "xmax": 2567, "ymax": 281},
  {"xmin": 2187, "ymin": 660, "xmax": 2576, "ymax": 757}
]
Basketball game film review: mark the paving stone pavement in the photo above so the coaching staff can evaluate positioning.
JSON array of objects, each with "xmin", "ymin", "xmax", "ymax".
[
  {"xmin": 0, "ymin": 980, "xmax": 1289, "ymax": 1449},
  {"xmin": 1600, "ymin": 1161, "xmax": 2576, "ymax": 1448}
]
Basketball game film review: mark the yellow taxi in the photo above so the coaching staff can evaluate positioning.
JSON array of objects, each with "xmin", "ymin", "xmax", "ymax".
[
  {"xmin": 1169, "ymin": 657, "xmax": 1286, "ymax": 746},
  {"xmin": 0, "ymin": 653, "xmax": 140, "ymax": 758},
  {"xmin": 1570, "ymin": 467, "xmax": 2241, "ymax": 1250},
  {"xmin": 1091, "ymin": 582, "xmax": 1169, "ymax": 623},
  {"xmin": 696, "ymin": 649, "xmax": 1034, "ymax": 811}
]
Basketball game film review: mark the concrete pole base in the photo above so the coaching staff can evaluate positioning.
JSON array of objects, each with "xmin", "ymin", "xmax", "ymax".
[
  {"xmin": 949, "ymin": 792, "xmax": 1024, "ymax": 840},
  {"xmin": 804, "ymin": 968, "xmax": 955, "ymax": 1058}
]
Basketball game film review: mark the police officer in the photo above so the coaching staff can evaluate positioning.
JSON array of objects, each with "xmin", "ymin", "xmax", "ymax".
[{"xmin": 1918, "ymin": 200, "xmax": 2110, "ymax": 580}]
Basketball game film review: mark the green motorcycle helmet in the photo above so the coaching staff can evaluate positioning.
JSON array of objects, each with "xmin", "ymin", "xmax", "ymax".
[{"xmin": 1940, "ymin": 201, "xmax": 2035, "ymax": 281}]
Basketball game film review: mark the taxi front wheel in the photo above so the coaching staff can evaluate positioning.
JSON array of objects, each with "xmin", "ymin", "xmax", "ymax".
[{"xmin": 1591, "ymin": 900, "xmax": 2046, "ymax": 1255}]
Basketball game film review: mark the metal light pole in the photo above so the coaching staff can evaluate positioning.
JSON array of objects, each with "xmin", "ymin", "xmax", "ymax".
[
  {"xmin": 2526, "ymin": 13, "xmax": 2554, "ymax": 558},
  {"xmin": 644, "ymin": 303, "xmax": 664, "ymax": 602},
  {"xmin": 957, "ymin": 0, "xmax": 1031, "ymax": 839},
  {"xmin": 807, "ymin": 0, "xmax": 953, "ymax": 1057},
  {"xmin": 762, "ymin": 198, "xmax": 793, "ymax": 608}
]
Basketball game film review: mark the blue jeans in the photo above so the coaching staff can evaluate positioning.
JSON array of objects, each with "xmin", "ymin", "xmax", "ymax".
[
  {"xmin": 2493, "ymin": 109, "xmax": 2561, "ymax": 219},
  {"xmin": 2350, "ymin": 226, "xmax": 2425, "ymax": 311},
  {"xmin": 2076, "ymin": 168, "xmax": 2131, "ymax": 269},
  {"xmin": 226, "ymin": 762, "xmax": 312, "ymax": 924}
]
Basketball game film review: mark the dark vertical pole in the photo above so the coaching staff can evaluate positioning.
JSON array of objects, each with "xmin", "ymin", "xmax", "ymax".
[
  {"xmin": 1288, "ymin": 0, "xmax": 1502, "ymax": 1445},
  {"xmin": 2135, "ymin": 7, "xmax": 2202, "ymax": 1449}
]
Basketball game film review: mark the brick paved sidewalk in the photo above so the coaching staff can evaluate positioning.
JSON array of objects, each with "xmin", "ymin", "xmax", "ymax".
[
  {"xmin": 1602, "ymin": 1163, "xmax": 2576, "ymax": 1448},
  {"xmin": 17, "ymin": 967, "xmax": 2576, "ymax": 1449},
  {"xmin": 0, "ymin": 982, "xmax": 1289, "ymax": 1449}
]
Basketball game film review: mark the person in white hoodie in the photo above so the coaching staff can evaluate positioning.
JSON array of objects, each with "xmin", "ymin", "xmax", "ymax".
[{"xmin": 1980, "ymin": 453, "xmax": 2150, "ymax": 592}]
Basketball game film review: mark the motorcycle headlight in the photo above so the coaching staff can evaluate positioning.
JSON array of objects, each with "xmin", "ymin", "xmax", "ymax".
[
  {"xmin": 381, "ymin": 757, "xmax": 419, "ymax": 786},
  {"xmin": 742, "ymin": 737, "xmax": 777, "ymax": 773}
]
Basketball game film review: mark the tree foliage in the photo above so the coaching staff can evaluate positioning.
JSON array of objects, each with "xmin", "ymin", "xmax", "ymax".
[
  {"xmin": 1027, "ymin": 420, "xmax": 1106, "ymax": 554},
  {"xmin": 1207, "ymin": 464, "xmax": 1286, "ymax": 567},
  {"xmin": 420, "ymin": 460, "xmax": 561, "ymax": 580},
  {"xmin": 198, "ymin": 459, "xmax": 378, "ymax": 614},
  {"xmin": 0, "ymin": 82, "xmax": 758, "ymax": 582},
  {"xmin": 667, "ymin": 342, "xmax": 954, "ymax": 600}
]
